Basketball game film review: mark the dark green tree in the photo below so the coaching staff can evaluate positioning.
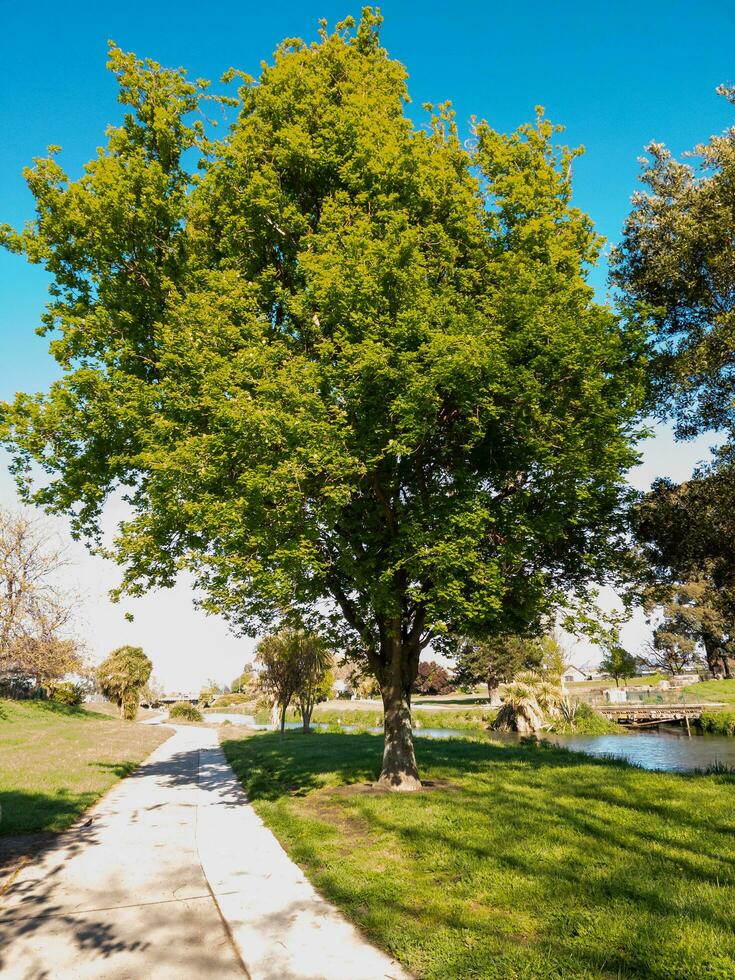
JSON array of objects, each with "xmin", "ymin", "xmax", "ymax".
[
  {"xmin": 0, "ymin": 14, "xmax": 645, "ymax": 789},
  {"xmin": 634, "ymin": 475, "xmax": 735, "ymax": 677},
  {"xmin": 453, "ymin": 635, "xmax": 544, "ymax": 701}
]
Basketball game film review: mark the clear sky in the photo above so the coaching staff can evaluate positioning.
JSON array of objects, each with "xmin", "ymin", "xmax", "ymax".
[{"xmin": 1, "ymin": 1, "xmax": 733, "ymax": 688}]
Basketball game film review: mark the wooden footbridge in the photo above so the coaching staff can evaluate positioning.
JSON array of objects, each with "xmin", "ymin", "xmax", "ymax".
[{"xmin": 597, "ymin": 703, "xmax": 723, "ymax": 729}]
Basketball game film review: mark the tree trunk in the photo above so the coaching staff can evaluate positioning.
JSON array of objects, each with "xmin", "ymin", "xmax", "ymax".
[
  {"xmin": 377, "ymin": 684, "xmax": 421, "ymax": 790},
  {"xmin": 301, "ymin": 701, "xmax": 313, "ymax": 733},
  {"xmin": 279, "ymin": 702, "xmax": 287, "ymax": 736},
  {"xmin": 376, "ymin": 632, "xmax": 422, "ymax": 791}
]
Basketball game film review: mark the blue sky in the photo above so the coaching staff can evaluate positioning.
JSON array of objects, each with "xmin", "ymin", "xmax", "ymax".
[{"xmin": 0, "ymin": 1, "xmax": 732, "ymax": 685}]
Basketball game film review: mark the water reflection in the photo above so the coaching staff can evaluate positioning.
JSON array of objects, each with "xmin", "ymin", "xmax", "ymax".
[{"xmin": 539, "ymin": 729, "xmax": 735, "ymax": 773}]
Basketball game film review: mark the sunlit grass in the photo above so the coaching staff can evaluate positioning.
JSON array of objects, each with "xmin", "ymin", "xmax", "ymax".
[
  {"xmin": 0, "ymin": 699, "xmax": 170, "ymax": 834},
  {"xmin": 222, "ymin": 729, "xmax": 735, "ymax": 979}
]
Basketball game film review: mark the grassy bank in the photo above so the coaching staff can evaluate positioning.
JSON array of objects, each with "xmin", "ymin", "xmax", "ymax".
[
  {"xmin": 684, "ymin": 678, "xmax": 735, "ymax": 705},
  {"xmin": 0, "ymin": 699, "xmax": 170, "ymax": 834},
  {"xmin": 221, "ymin": 730, "xmax": 735, "ymax": 979},
  {"xmin": 310, "ymin": 706, "xmax": 495, "ymax": 731}
]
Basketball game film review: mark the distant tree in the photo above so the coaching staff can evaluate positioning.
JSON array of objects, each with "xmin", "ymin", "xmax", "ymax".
[
  {"xmin": 647, "ymin": 581, "xmax": 733, "ymax": 679},
  {"xmin": 0, "ymin": 16, "xmax": 646, "ymax": 789},
  {"xmin": 257, "ymin": 629, "xmax": 333, "ymax": 734},
  {"xmin": 599, "ymin": 644, "xmax": 638, "ymax": 687},
  {"xmin": 635, "ymin": 474, "xmax": 735, "ymax": 676},
  {"xmin": 0, "ymin": 508, "xmax": 83, "ymax": 691},
  {"xmin": 453, "ymin": 635, "xmax": 545, "ymax": 702},
  {"xmin": 199, "ymin": 678, "xmax": 224, "ymax": 707},
  {"xmin": 231, "ymin": 663, "xmax": 255, "ymax": 694},
  {"xmin": 96, "ymin": 645, "xmax": 152, "ymax": 719},
  {"xmin": 412, "ymin": 661, "xmax": 454, "ymax": 696},
  {"xmin": 294, "ymin": 641, "xmax": 333, "ymax": 734},
  {"xmin": 638, "ymin": 595, "xmax": 706, "ymax": 677},
  {"xmin": 141, "ymin": 674, "xmax": 164, "ymax": 706}
]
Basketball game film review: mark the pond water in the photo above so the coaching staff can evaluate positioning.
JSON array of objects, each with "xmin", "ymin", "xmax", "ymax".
[
  {"xmin": 540, "ymin": 728, "xmax": 735, "ymax": 774},
  {"xmin": 203, "ymin": 713, "xmax": 735, "ymax": 773}
]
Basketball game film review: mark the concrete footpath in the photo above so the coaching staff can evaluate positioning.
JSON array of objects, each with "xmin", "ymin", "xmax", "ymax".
[{"xmin": 0, "ymin": 723, "xmax": 409, "ymax": 980}]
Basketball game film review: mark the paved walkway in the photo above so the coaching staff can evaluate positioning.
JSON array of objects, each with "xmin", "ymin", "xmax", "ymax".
[{"xmin": 0, "ymin": 724, "xmax": 409, "ymax": 980}]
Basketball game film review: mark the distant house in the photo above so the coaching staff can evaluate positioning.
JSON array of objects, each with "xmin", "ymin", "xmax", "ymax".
[{"xmin": 562, "ymin": 663, "xmax": 604, "ymax": 684}]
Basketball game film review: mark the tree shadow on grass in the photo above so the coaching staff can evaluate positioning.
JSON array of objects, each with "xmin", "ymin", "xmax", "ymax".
[
  {"xmin": 92, "ymin": 761, "xmax": 139, "ymax": 779},
  {"xmin": 221, "ymin": 729, "xmax": 664, "ymax": 802},
  {"xmin": 0, "ymin": 789, "xmax": 100, "ymax": 838},
  {"xmin": 239, "ymin": 733, "xmax": 735, "ymax": 979},
  {"xmin": 414, "ymin": 696, "xmax": 491, "ymax": 706}
]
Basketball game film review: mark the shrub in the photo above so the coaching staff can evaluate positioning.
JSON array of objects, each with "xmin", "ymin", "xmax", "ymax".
[
  {"xmin": 700, "ymin": 710, "xmax": 735, "ymax": 735},
  {"xmin": 47, "ymin": 681, "xmax": 85, "ymax": 706},
  {"xmin": 169, "ymin": 701, "xmax": 203, "ymax": 722},
  {"xmin": 550, "ymin": 700, "xmax": 620, "ymax": 735}
]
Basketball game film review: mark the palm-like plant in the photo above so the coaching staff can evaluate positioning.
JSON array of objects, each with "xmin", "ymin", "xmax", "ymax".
[{"xmin": 493, "ymin": 671, "xmax": 562, "ymax": 733}]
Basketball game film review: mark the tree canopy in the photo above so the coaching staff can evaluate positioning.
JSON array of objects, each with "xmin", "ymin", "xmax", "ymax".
[
  {"xmin": 612, "ymin": 85, "xmax": 735, "ymax": 440},
  {"xmin": 616, "ymin": 87, "xmax": 735, "ymax": 684},
  {"xmin": 0, "ymin": 12, "xmax": 645, "ymax": 788},
  {"xmin": 598, "ymin": 643, "xmax": 638, "ymax": 687},
  {"xmin": 453, "ymin": 634, "xmax": 545, "ymax": 700}
]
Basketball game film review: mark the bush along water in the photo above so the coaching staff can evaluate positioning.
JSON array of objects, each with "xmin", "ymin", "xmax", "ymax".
[
  {"xmin": 699, "ymin": 710, "xmax": 735, "ymax": 735},
  {"xmin": 169, "ymin": 701, "xmax": 203, "ymax": 722},
  {"xmin": 492, "ymin": 673, "xmax": 618, "ymax": 736},
  {"xmin": 549, "ymin": 700, "xmax": 621, "ymax": 736}
]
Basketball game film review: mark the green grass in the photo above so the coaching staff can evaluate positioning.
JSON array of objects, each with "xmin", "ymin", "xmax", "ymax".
[
  {"xmin": 307, "ymin": 706, "xmax": 495, "ymax": 731},
  {"xmin": 222, "ymin": 729, "xmax": 735, "ymax": 979},
  {"xmin": 683, "ymin": 678, "xmax": 735, "ymax": 705},
  {"xmin": 0, "ymin": 698, "xmax": 170, "ymax": 834}
]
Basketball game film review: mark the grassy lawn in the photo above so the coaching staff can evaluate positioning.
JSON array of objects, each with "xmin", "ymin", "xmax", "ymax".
[
  {"xmin": 0, "ymin": 699, "xmax": 170, "ymax": 835},
  {"xmin": 683, "ymin": 678, "xmax": 735, "ymax": 705},
  {"xmin": 222, "ymin": 730, "xmax": 735, "ymax": 979}
]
